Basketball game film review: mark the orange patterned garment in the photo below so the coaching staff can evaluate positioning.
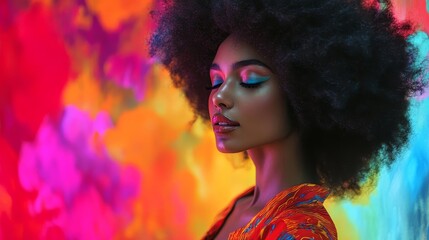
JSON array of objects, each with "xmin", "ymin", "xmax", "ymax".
[{"xmin": 202, "ymin": 184, "xmax": 337, "ymax": 240}]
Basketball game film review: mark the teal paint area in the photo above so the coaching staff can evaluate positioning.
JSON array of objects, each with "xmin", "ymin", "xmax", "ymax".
[
  {"xmin": 427, "ymin": 0, "xmax": 429, "ymax": 13},
  {"xmin": 409, "ymin": 31, "xmax": 429, "ymax": 68}
]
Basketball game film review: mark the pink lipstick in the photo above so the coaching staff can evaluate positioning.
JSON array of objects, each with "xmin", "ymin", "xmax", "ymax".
[{"xmin": 212, "ymin": 113, "xmax": 240, "ymax": 134}]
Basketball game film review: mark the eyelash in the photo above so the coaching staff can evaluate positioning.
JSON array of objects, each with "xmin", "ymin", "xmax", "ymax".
[
  {"xmin": 240, "ymin": 82, "xmax": 263, "ymax": 88},
  {"xmin": 205, "ymin": 84, "xmax": 221, "ymax": 90},
  {"xmin": 205, "ymin": 82, "xmax": 263, "ymax": 90}
]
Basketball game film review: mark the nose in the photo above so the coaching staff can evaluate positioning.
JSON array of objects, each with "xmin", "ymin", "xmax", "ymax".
[{"xmin": 211, "ymin": 79, "xmax": 234, "ymax": 110}]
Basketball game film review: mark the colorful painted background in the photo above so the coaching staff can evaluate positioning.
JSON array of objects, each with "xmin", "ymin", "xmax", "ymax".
[{"xmin": 0, "ymin": 0, "xmax": 428, "ymax": 239}]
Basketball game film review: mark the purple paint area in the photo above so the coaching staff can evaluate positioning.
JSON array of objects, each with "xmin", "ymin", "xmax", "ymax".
[
  {"xmin": 53, "ymin": 0, "xmax": 150, "ymax": 100},
  {"xmin": 106, "ymin": 54, "xmax": 152, "ymax": 100}
]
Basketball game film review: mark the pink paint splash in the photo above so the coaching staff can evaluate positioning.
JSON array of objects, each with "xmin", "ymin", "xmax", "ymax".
[{"xmin": 18, "ymin": 106, "xmax": 141, "ymax": 239}]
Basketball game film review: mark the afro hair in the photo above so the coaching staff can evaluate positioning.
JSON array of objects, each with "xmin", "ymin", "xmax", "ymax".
[{"xmin": 150, "ymin": 0, "xmax": 426, "ymax": 197}]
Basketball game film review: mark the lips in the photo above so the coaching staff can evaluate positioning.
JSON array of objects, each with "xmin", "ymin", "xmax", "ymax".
[{"xmin": 212, "ymin": 113, "xmax": 240, "ymax": 134}]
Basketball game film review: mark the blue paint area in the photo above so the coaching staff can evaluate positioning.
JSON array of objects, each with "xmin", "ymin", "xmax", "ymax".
[
  {"xmin": 409, "ymin": 31, "xmax": 429, "ymax": 71},
  {"xmin": 340, "ymin": 98, "xmax": 429, "ymax": 239},
  {"xmin": 336, "ymin": 31, "xmax": 429, "ymax": 240}
]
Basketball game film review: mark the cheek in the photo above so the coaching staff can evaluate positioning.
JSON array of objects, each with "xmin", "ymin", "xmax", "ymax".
[{"xmin": 240, "ymin": 89, "xmax": 289, "ymax": 132}]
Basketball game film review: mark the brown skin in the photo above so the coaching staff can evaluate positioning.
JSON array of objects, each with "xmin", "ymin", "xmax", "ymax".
[{"xmin": 208, "ymin": 35, "xmax": 313, "ymax": 239}]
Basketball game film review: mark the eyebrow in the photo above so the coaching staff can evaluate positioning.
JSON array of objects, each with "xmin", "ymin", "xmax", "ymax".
[{"xmin": 210, "ymin": 59, "xmax": 273, "ymax": 72}]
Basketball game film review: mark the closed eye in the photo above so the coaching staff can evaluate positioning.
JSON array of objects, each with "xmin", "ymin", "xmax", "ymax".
[
  {"xmin": 240, "ymin": 82, "xmax": 264, "ymax": 88},
  {"xmin": 205, "ymin": 82, "xmax": 222, "ymax": 90},
  {"xmin": 240, "ymin": 71, "xmax": 270, "ymax": 89},
  {"xmin": 206, "ymin": 75, "xmax": 224, "ymax": 90}
]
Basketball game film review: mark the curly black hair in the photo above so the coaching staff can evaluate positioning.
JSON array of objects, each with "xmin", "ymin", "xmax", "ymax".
[{"xmin": 149, "ymin": 0, "xmax": 426, "ymax": 197}]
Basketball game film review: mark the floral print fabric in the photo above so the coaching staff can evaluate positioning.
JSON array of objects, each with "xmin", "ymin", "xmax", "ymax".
[{"xmin": 202, "ymin": 184, "xmax": 337, "ymax": 240}]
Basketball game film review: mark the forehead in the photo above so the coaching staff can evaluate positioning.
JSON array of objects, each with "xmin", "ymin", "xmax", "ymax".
[{"xmin": 212, "ymin": 35, "xmax": 264, "ymax": 64}]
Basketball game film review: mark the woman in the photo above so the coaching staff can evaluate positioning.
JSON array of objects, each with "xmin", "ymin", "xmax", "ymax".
[{"xmin": 149, "ymin": 0, "xmax": 425, "ymax": 239}]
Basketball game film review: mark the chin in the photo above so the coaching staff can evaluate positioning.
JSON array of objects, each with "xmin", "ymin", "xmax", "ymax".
[{"xmin": 216, "ymin": 145, "xmax": 245, "ymax": 153}]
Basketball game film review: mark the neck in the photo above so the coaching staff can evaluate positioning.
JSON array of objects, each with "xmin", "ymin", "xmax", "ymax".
[{"xmin": 245, "ymin": 131, "xmax": 314, "ymax": 209}]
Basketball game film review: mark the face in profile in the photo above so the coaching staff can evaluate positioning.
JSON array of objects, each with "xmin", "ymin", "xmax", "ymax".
[{"xmin": 208, "ymin": 35, "xmax": 293, "ymax": 153}]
